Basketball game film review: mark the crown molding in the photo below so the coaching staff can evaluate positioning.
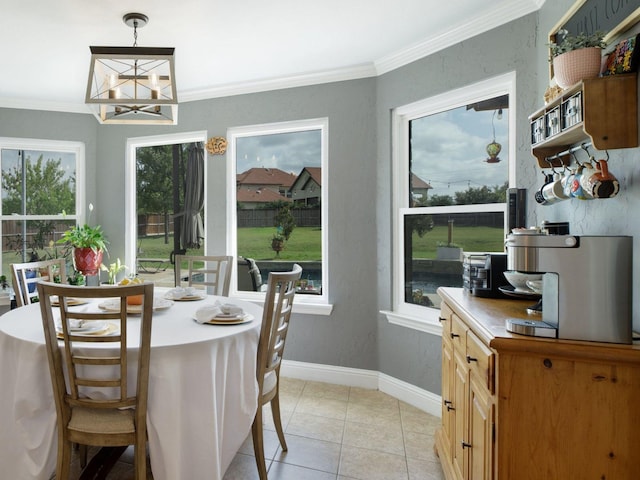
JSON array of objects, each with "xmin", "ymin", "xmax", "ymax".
[
  {"xmin": 180, "ymin": 63, "xmax": 378, "ymax": 103},
  {"xmin": 375, "ymin": 0, "xmax": 543, "ymax": 75},
  {"xmin": 0, "ymin": 97, "xmax": 92, "ymax": 115}
]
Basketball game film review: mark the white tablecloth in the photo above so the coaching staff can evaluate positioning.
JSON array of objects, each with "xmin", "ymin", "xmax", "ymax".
[{"xmin": 0, "ymin": 288, "xmax": 262, "ymax": 480}]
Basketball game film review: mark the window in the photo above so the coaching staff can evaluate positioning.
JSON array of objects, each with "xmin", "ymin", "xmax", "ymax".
[
  {"xmin": 0, "ymin": 138, "xmax": 84, "ymax": 276},
  {"xmin": 125, "ymin": 131, "xmax": 207, "ymax": 279},
  {"xmin": 227, "ymin": 118, "xmax": 330, "ymax": 312},
  {"xmin": 387, "ymin": 73, "xmax": 516, "ymax": 332}
]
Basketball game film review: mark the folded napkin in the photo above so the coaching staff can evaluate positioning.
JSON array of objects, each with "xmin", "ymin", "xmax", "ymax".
[
  {"xmin": 194, "ymin": 301, "xmax": 244, "ymax": 323},
  {"xmin": 169, "ymin": 287, "xmax": 198, "ymax": 299}
]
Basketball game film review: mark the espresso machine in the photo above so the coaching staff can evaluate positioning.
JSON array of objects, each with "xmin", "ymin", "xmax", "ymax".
[{"xmin": 504, "ymin": 232, "xmax": 632, "ymax": 344}]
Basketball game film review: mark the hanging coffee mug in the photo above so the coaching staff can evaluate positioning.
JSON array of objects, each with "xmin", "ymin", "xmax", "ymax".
[
  {"xmin": 540, "ymin": 172, "xmax": 569, "ymax": 205},
  {"xmin": 584, "ymin": 159, "xmax": 619, "ymax": 199},
  {"xmin": 570, "ymin": 165, "xmax": 593, "ymax": 200},
  {"xmin": 535, "ymin": 173, "xmax": 563, "ymax": 205}
]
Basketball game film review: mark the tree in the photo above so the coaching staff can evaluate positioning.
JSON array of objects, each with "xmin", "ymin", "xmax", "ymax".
[
  {"xmin": 136, "ymin": 145, "xmax": 177, "ymax": 215},
  {"xmin": 453, "ymin": 182, "xmax": 508, "ymax": 205},
  {"xmin": 1, "ymin": 154, "xmax": 75, "ymax": 215},
  {"xmin": 427, "ymin": 194, "xmax": 454, "ymax": 206},
  {"xmin": 274, "ymin": 204, "xmax": 296, "ymax": 241}
]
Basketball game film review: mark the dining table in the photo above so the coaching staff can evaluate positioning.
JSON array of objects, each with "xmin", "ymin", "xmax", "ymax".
[{"xmin": 0, "ymin": 286, "xmax": 263, "ymax": 480}]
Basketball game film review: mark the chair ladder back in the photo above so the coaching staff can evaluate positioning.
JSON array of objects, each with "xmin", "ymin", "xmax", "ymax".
[
  {"xmin": 38, "ymin": 282, "xmax": 153, "ymax": 409},
  {"xmin": 257, "ymin": 265, "xmax": 302, "ymax": 385},
  {"xmin": 11, "ymin": 258, "xmax": 66, "ymax": 307},
  {"xmin": 174, "ymin": 254, "xmax": 233, "ymax": 296}
]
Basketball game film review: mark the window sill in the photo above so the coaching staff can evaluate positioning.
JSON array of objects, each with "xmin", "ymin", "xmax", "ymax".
[
  {"xmin": 381, "ymin": 310, "xmax": 443, "ymax": 336},
  {"xmin": 231, "ymin": 292, "xmax": 334, "ymax": 316}
]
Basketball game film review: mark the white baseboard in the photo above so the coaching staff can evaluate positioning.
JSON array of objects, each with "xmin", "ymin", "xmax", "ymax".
[{"xmin": 281, "ymin": 360, "xmax": 441, "ymax": 417}]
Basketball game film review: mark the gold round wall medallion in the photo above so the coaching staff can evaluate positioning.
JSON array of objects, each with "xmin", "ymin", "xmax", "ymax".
[{"xmin": 206, "ymin": 137, "xmax": 227, "ymax": 155}]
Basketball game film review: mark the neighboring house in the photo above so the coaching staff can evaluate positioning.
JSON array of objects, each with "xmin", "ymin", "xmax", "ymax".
[
  {"xmin": 236, "ymin": 186, "xmax": 292, "ymax": 209},
  {"xmin": 411, "ymin": 173, "xmax": 432, "ymax": 205},
  {"xmin": 290, "ymin": 167, "xmax": 321, "ymax": 206},
  {"xmin": 236, "ymin": 167, "xmax": 296, "ymax": 197}
]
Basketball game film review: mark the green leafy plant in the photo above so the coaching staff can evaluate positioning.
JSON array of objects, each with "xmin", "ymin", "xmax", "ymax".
[
  {"xmin": 100, "ymin": 258, "xmax": 127, "ymax": 284},
  {"xmin": 548, "ymin": 29, "xmax": 607, "ymax": 60},
  {"xmin": 57, "ymin": 204, "xmax": 108, "ymax": 252}
]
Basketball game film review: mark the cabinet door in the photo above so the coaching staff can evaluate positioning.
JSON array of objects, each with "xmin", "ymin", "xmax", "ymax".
[
  {"xmin": 469, "ymin": 372, "xmax": 494, "ymax": 480},
  {"xmin": 440, "ymin": 338, "xmax": 454, "ymax": 463},
  {"xmin": 452, "ymin": 350, "xmax": 468, "ymax": 479}
]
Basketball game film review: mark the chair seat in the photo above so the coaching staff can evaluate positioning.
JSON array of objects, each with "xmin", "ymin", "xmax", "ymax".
[
  {"xmin": 69, "ymin": 407, "xmax": 135, "ymax": 435},
  {"xmin": 262, "ymin": 370, "xmax": 277, "ymax": 398}
]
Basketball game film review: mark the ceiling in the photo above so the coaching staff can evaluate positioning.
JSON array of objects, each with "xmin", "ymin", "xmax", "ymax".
[{"xmin": 0, "ymin": 0, "xmax": 543, "ymax": 115}]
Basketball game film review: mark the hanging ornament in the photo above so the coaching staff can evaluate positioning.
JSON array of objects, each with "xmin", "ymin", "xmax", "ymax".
[{"xmin": 485, "ymin": 109, "xmax": 502, "ymax": 163}]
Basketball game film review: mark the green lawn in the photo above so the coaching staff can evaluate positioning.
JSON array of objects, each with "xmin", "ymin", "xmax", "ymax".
[
  {"xmin": 411, "ymin": 226, "xmax": 505, "ymax": 257},
  {"xmin": 137, "ymin": 226, "xmax": 322, "ymax": 261}
]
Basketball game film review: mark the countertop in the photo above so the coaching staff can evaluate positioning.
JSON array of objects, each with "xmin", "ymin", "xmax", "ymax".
[{"xmin": 438, "ymin": 287, "xmax": 640, "ymax": 364}]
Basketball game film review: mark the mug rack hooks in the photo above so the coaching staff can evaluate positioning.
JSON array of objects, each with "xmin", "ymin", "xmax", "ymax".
[{"xmin": 543, "ymin": 141, "xmax": 593, "ymax": 165}]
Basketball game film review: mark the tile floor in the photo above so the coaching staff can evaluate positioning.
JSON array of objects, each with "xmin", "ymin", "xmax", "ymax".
[{"xmin": 69, "ymin": 377, "xmax": 445, "ymax": 480}]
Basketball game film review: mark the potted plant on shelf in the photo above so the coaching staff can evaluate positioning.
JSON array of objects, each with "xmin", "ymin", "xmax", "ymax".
[
  {"xmin": 549, "ymin": 29, "xmax": 607, "ymax": 89},
  {"xmin": 58, "ymin": 204, "xmax": 108, "ymax": 277}
]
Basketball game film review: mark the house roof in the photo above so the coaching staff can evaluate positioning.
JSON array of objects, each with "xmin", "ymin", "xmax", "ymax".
[
  {"xmin": 237, "ymin": 168, "xmax": 297, "ymax": 188},
  {"xmin": 236, "ymin": 188, "xmax": 292, "ymax": 204},
  {"xmin": 411, "ymin": 173, "xmax": 432, "ymax": 190}
]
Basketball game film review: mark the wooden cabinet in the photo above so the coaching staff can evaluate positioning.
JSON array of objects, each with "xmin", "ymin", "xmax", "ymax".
[
  {"xmin": 435, "ymin": 287, "xmax": 640, "ymax": 480},
  {"xmin": 529, "ymin": 73, "xmax": 637, "ymax": 167},
  {"xmin": 438, "ymin": 304, "xmax": 494, "ymax": 480}
]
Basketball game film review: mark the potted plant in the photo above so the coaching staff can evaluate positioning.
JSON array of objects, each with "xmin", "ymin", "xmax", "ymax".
[
  {"xmin": 57, "ymin": 204, "xmax": 108, "ymax": 277},
  {"xmin": 100, "ymin": 258, "xmax": 127, "ymax": 285},
  {"xmin": 549, "ymin": 29, "xmax": 607, "ymax": 89}
]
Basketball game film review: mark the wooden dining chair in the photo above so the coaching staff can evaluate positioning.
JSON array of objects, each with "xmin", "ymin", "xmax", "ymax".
[
  {"xmin": 11, "ymin": 258, "xmax": 66, "ymax": 307},
  {"xmin": 173, "ymin": 254, "xmax": 233, "ymax": 296},
  {"xmin": 37, "ymin": 281, "xmax": 154, "ymax": 480},
  {"xmin": 252, "ymin": 263, "xmax": 302, "ymax": 480}
]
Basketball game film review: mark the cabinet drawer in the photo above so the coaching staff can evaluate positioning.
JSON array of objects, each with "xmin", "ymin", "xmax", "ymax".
[
  {"xmin": 451, "ymin": 314, "xmax": 468, "ymax": 353},
  {"xmin": 466, "ymin": 330, "xmax": 495, "ymax": 393}
]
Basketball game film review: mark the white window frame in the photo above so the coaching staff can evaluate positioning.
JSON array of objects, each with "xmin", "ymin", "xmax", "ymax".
[
  {"xmin": 0, "ymin": 137, "xmax": 85, "ymax": 271},
  {"xmin": 227, "ymin": 118, "xmax": 332, "ymax": 315},
  {"xmin": 383, "ymin": 72, "xmax": 516, "ymax": 334},
  {"xmin": 124, "ymin": 131, "xmax": 208, "ymax": 271}
]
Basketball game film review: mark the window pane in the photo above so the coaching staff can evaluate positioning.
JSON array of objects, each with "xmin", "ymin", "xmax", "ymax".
[
  {"xmin": 409, "ymin": 98, "xmax": 508, "ymax": 207},
  {"xmin": 2, "ymin": 219, "xmax": 76, "ymax": 270},
  {"xmin": 404, "ymin": 211, "xmax": 505, "ymax": 309},
  {"xmin": 236, "ymin": 129, "xmax": 322, "ymax": 294},
  {"xmin": 1, "ymin": 149, "xmax": 76, "ymax": 215}
]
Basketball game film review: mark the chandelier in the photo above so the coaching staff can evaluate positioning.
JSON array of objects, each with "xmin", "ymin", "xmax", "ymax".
[{"xmin": 85, "ymin": 13, "xmax": 178, "ymax": 125}]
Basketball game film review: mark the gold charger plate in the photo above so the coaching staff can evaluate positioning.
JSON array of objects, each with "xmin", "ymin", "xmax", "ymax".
[
  {"xmin": 194, "ymin": 313, "xmax": 254, "ymax": 325},
  {"xmin": 56, "ymin": 322, "xmax": 119, "ymax": 338},
  {"xmin": 51, "ymin": 296, "xmax": 89, "ymax": 306},
  {"xmin": 164, "ymin": 292, "xmax": 206, "ymax": 302}
]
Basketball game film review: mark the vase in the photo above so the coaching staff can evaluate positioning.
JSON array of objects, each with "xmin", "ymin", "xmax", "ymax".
[
  {"xmin": 73, "ymin": 248, "xmax": 103, "ymax": 276},
  {"xmin": 553, "ymin": 47, "xmax": 602, "ymax": 89}
]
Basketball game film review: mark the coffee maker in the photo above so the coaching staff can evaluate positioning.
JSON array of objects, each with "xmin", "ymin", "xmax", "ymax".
[{"xmin": 504, "ymin": 232, "xmax": 632, "ymax": 344}]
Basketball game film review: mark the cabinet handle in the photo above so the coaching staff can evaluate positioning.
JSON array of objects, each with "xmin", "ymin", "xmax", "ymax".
[
  {"xmin": 444, "ymin": 400, "xmax": 455, "ymax": 411},
  {"xmin": 447, "ymin": 404, "xmax": 455, "ymax": 412},
  {"xmin": 450, "ymin": 333, "xmax": 460, "ymax": 339},
  {"xmin": 461, "ymin": 441, "xmax": 472, "ymax": 449},
  {"xmin": 438, "ymin": 316, "xmax": 447, "ymax": 323},
  {"xmin": 444, "ymin": 400, "xmax": 452, "ymax": 405},
  {"xmin": 466, "ymin": 355, "xmax": 478, "ymax": 363}
]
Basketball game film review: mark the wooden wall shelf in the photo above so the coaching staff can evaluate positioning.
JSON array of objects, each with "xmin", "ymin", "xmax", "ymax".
[{"xmin": 530, "ymin": 73, "xmax": 638, "ymax": 168}]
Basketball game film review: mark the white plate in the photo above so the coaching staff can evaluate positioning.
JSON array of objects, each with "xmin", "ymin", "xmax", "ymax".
[
  {"xmin": 164, "ymin": 292, "xmax": 206, "ymax": 302},
  {"xmin": 194, "ymin": 313, "xmax": 254, "ymax": 325},
  {"xmin": 57, "ymin": 322, "xmax": 119, "ymax": 338},
  {"xmin": 98, "ymin": 297, "xmax": 174, "ymax": 314},
  {"xmin": 57, "ymin": 320, "xmax": 106, "ymax": 333}
]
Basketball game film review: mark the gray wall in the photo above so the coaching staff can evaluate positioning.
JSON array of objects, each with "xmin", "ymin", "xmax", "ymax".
[
  {"xmin": 1, "ymin": 0, "xmax": 638, "ymax": 395},
  {"xmin": 375, "ymin": 13, "xmax": 540, "ymax": 392}
]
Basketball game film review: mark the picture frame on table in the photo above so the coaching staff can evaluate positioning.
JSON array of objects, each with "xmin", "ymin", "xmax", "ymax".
[{"xmin": 602, "ymin": 34, "xmax": 640, "ymax": 76}]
